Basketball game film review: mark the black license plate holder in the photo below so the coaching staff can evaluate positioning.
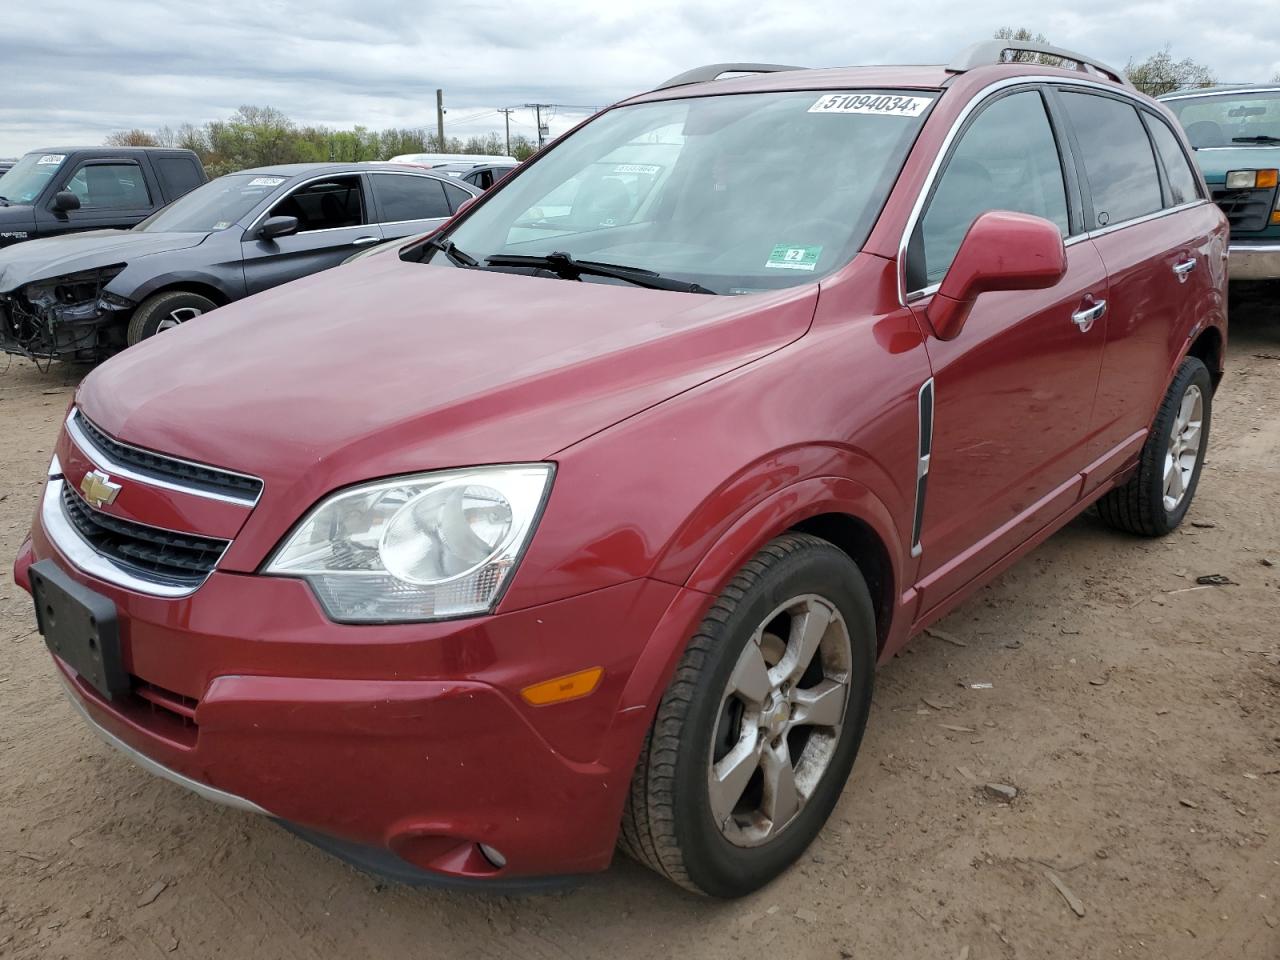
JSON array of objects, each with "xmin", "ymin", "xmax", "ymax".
[{"xmin": 29, "ymin": 559, "xmax": 128, "ymax": 700}]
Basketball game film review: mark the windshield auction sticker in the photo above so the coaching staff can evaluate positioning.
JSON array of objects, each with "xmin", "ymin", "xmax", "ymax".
[
  {"xmin": 37, "ymin": 154, "xmax": 66, "ymax": 165},
  {"xmin": 808, "ymin": 94, "xmax": 934, "ymax": 117},
  {"xmin": 765, "ymin": 244, "xmax": 822, "ymax": 271},
  {"xmin": 248, "ymin": 176, "xmax": 286, "ymax": 187}
]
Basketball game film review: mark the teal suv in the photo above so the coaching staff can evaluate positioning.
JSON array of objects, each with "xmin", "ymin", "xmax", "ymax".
[{"xmin": 1161, "ymin": 85, "xmax": 1280, "ymax": 281}]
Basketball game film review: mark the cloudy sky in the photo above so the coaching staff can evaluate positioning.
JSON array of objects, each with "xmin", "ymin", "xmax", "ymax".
[{"xmin": 3, "ymin": 0, "xmax": 1279, "ymax": 157}]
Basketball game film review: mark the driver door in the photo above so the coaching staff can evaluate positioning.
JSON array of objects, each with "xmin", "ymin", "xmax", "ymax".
[
  {"xmin": 906, "ymin": 86, "xmax": 1108, "ymax": 614},
  {"xmin": 241, "ymin": 174, "xmax": 382, "ymax": 295}
]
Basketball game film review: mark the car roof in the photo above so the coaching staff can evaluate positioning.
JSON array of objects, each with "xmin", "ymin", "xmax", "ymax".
[
  {"xmin": 25, "ymin": 146, "xmax": 197, "ymax": 154},
  {"xmin": 231, "ymin": 162, "xmax": 464, "ymax": 179}
]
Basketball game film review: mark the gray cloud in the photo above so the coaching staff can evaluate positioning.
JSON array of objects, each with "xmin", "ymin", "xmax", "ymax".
[{"xmin": 2, "ymin": 0, "xmax": 1278, "ymax": 156}]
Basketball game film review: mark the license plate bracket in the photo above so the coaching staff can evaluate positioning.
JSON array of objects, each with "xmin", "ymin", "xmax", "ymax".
[{"xmin": 29, "ymin": 559, "xmax": 128, "ymax": 700}]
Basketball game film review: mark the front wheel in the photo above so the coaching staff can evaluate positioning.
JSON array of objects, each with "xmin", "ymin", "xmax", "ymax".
[
  {"xmin": 1096, "ymin": 356, "xmax": 1213, "ymax": 536},
  {"xmin": 126, "ymin": 291, "xmax": 218, "ymax": 346},
  {"xmin": 619, "ymin": 533, "xmax": 876, "ymax": 897}
]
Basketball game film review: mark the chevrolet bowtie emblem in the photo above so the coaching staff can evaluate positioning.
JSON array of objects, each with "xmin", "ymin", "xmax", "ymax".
[{"xmin": 80, "ymin": 469, "xmax": 122, "ymax": 509}]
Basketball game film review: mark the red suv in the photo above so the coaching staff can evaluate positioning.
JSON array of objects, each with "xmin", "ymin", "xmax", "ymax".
[{"xmin": 15, "ymin": 40, "xmax": 1227, "ymax": 897}]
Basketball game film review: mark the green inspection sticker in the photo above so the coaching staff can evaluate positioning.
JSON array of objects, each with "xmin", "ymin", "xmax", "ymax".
[{"xmin": 765, "ymin": 244, "xmax": 822, "ymax": 271}]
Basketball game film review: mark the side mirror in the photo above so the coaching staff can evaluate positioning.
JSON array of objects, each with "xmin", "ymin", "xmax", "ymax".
[
  {"xmin": 925, "ymin": 211, "xmax": 1067, "ymax": 341},
  {"xmin": 454, "ymin": 197, "xmax": 477, "ymax": 216},
  {"xmin": 257, "ymin": 215, "xmax": 299, "ymax": 241},
  {"xmin": 52, "ymin": 191, "xmax": 81, "ymax": 213}
]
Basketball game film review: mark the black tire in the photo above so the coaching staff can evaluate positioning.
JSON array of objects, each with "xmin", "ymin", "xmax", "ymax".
[
  {"xmin": 126, "ymin": 291, "xmax": 218, "ymax": 346},
  {"xmin": 1096, "ymin": 356, "xmax": 1213, "ymax": 536},
  {"xmin": 619, "ymin": 533, "xmax": 876, "ymax": 897}
]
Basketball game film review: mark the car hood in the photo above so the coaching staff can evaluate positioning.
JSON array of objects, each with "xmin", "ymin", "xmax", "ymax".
[
  {"xmin": 1192, "ymin": 145, "xmax": 1280, "ymax": 182},
  {"xmin": 0, "ymin": 230, "xmax": 208, "ymax": 291},
  {"xmin": 76, "ymin": 255, "xmax": 817, "ymax": 512}
]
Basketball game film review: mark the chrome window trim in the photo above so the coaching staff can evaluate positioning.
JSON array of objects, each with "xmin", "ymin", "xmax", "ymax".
[
  {"xmin": 54, "ymin": 673, "xmax": 269, "ymax": 816},
  {"xmin": 68, "ymin": 410, "xmax": 263, "ymax": 507},
  {"xmin": 41, "ymin": 476, "xmax": 213, "ymax": 599},
  {"xmin": 1229, "ymin": 242, "xmax": 1280, "ymax": 252},
  {"xmin": 896, "ymin": 75, "xmax": 1204, "ymax": 305},
  {"xmin": 1158, "ymin": 86, "xmax": 1280, "ymax": 102}
]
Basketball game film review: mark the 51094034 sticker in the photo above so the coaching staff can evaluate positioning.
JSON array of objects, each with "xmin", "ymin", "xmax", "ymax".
[{"xmin": 808, "ymin": 94, "xmax": 934, "ymax": 117}]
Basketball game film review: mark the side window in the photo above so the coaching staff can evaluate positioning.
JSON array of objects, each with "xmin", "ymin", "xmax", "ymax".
[
  {"xmin": 442, "ymin": 181, "xmax": 473, "ymax": 213},
  {"xmin": 370, "ymin": 174, "xmax": 451, "ymax": 221},
  {"xmin": 1143, "ymin": 114, "xmax": 1201, "ymax": 206},
  {"xmin": 64, "ymin": 162, "xmax": 152, "ymax": 209},
  {"xmin": 914, "ymin": 90, "xmax": 1069, "ymax": 288},
  {"xmin": 156, "ymin": 157, "xmax": 203, "ymax": 199},
  {"xmin": 269, "ymin": 176, "xmax": 365, "ymax": 232},
  {"xmin": 1060, "ymin": 92, "xmax": 1163, "ymax": 228}
]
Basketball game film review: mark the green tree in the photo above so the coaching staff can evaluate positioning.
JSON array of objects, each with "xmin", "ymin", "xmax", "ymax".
[{"xmin": 1125, "ymin": 46, "xmax": 1216, "ymax": 97}]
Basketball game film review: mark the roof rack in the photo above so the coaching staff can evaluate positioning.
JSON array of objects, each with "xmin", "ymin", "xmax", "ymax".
[
  {"xmin": 654, "ymin": 63, "xmax": 806, "ymax": 91},
  {"xmin": 948, "ymin": 40, "xmax": 1132, "ymax": 88}
]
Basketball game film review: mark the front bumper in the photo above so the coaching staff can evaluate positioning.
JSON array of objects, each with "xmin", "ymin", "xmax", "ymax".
[
  {"xmin": 1229, "ymin": 241, "xmax": 1280, "ymax": 281},
  {"xmin": 14, "ymin": 513, "xmax": 703, "ymax": 882}
]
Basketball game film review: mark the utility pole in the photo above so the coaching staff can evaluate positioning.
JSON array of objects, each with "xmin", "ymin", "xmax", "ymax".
[
  {"xmin": 524, "ymin": 103, "xmax": 552, "ymax": 149},
  {"xmin": 436, "ymin": 88, "xmax": 446, "ymax": 152},
  {"xmin": 498, "ymin": 108, "xmax": 515, "ymax": 156}
]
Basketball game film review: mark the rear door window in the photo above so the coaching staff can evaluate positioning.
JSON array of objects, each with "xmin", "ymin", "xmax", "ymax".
[
  {"xmin": 269, "ymin": 176, "xmax": 365, "ymax": 232},
  {"xmin": 370, "ymin": 173, "xmax": 451, "ymax": 221},
  {"xmin": 64, "ymin": 162, "xmax": 153, "ymax": 209},
  {"xmin": 912, "ymin": 89, "xmax": 1070, "ymax": 288},
  {"xmin": 442, "ymin": 181, "xmax": 474, "ymax": 213},
  {"xmin": 156, "ymin": 157, "xmax": 204, "ymax": 199},
  {"xmin": 1060, "ymin": 91, "xmax": 1163, "ymax": 228},
  {"xmin": 1143, "ymin": 115, "xmax": 1202, "ymax": 206}
]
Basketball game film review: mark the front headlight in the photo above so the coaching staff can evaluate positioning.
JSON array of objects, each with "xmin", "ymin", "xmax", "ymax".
[{"xmin": 264, "ymin": 464, "xmax": 554, "ymax": 622}]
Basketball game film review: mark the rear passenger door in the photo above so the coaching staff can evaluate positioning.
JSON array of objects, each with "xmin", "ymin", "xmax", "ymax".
[
  {"xmin": 241, "ymin": 174, "xmax": 382, "ymax": 295},
  {"xmin": 1055, "ymin": 88, "xmax": 1218, "ymax": 486},
  {"xmin": 906, "ymin": 86, "xmax": 1109, "ymax": 612},
  {"xmin": 368, "ymin": 173, "xmax": 455, "ymax": 240}
]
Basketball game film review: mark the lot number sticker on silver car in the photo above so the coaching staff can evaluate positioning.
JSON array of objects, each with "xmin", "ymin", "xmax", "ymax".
[{"xmin": 808, "ymin": 94, "xmax": 934, "ymax": 117}]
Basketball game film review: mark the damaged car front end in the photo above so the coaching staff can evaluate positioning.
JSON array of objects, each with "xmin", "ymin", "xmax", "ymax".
[{"xmin": 1, "ymin": 266, "xmax": 133, "ymax": 363}]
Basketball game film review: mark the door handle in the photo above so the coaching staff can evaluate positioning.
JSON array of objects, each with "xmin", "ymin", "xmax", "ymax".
[
  {"xmin": 1172, "ymin": 258, "xmax": 1197, "ymax": 282},
  {"xmin": 351, "ymin": 236, "xmax": 381, "ymax": 247},
  {"xmin": 1071, "ymin": 298, "xmax": 1107, "ymax": 333}
]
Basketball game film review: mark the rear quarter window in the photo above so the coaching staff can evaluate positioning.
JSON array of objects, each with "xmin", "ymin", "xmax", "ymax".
[{"xmin": 156, "ymin": 157, "xmax": 204, "ymax": 199}]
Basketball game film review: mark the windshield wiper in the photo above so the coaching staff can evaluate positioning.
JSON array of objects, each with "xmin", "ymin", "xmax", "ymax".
[
  {"xmin": 425, "ymin": 236, "xmax": 478, "ymax": 267},
  {"xmin": 1231, "ymin": 135, "xmax": 1280, "ymax": 143},
  {"xmin": 484, "ymin": 251, "xmax": 716, "ymax": 294}
]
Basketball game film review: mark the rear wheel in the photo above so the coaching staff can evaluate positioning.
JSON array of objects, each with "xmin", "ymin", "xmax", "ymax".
[
  {"xmin": 126, "ymin": 291, "xmax": 217, "ymax": 345},
  {"xmin": 1096, "ymin": 356, "xmax": 1212, "ymax": 536},
  {"xmin": 619, "ymin": 533, "xmax": 876, "ymax": 897}
]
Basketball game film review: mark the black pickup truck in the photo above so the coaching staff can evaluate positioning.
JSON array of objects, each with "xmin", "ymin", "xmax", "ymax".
[{"xmin": 0, "ymin": 147, "xmax": 206, "ymax": 248}]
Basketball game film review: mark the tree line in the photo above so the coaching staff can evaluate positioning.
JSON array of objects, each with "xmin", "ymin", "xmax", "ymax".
[{"xmin": 106, "ymin": 106, "xmax": 541, "ymax": 177}]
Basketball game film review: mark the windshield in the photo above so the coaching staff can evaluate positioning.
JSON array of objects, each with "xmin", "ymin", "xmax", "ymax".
[
  {"xmin": 134, "ymin": 173, "xmax": 288, "ymax": 233},
  {"xmin": 0, "ymin": 152, "xmax": 68, "ymax": 204},
  {"xmin": 440, "ymin": 90, "xmax": 935, "ymax": 294},
  {"xmin": 1165, "ymin": 90, "xmax": 1280, "ymax": 148}
]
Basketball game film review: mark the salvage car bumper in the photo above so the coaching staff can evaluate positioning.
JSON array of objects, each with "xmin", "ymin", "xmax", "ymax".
[
  {"xmin": 1229, "ymin": 241, "xmax": 1280, "ymax": 281},
  {"xmin": 14, "ymin": 518, "xmax": 701, "ymax": 884}
]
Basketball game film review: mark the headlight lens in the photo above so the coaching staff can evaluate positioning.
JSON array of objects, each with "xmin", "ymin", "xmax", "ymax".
[{"xmin": 264, "ymin": 464, "xmax": 554, "ymax": 622}]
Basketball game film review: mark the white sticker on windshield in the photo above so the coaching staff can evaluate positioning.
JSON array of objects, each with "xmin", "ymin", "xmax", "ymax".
[
  {"xmin": 248, "ymin": 176, "xmax": 286, "ymax": 187},
  {"xmin": 613, "ymin": 163, "xmax": 660, "ymax": 175},
  {"xmin": 37, "ymin": 154, "xmax": 66, "ymax": 165},
  {"xmin": 808, "ymin": 94, "xmax": 934, "ymax": 117}
]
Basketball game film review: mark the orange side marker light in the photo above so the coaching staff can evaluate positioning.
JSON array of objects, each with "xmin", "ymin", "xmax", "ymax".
[{"xmin": 521, "ymin": 667, "xmax": 604, "ymax": 706}]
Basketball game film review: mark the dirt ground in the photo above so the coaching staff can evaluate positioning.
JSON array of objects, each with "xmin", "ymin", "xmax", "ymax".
[{"xmin": 0, "ymin": 292, "xmax": 1277, "ymax": 960}]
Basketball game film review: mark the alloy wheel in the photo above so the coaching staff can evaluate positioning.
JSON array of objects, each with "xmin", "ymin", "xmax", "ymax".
[
  {"xmin": 708, "ymin": 594, "xmax": 852, "ymax": 847},
  {"xmin": 156, "ymin": 306, "xmax": 204, "ymax": 333},
  {"xmin": 1163, "ymin": 383, "xmax": 1203, "ymax": 512}
]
